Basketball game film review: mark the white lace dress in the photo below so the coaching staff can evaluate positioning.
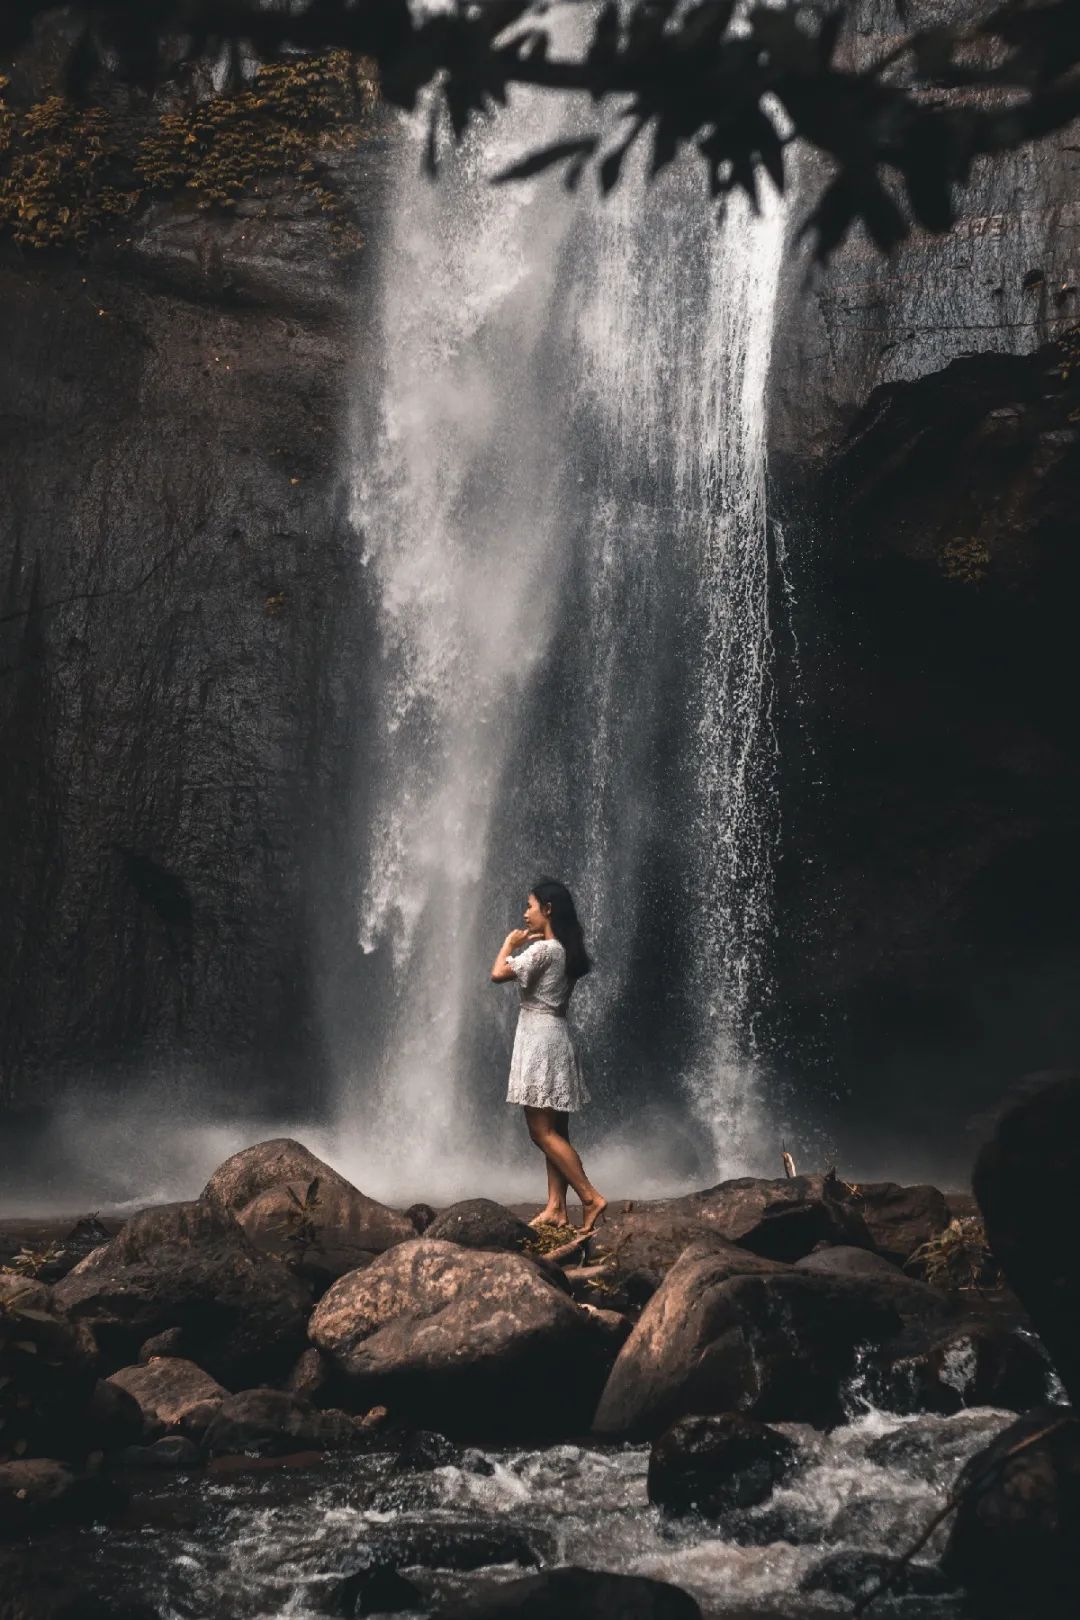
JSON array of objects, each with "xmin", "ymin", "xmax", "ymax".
[{"xmin": 505, "ymin": 938, "xmax": 590, "ymax": 1111}]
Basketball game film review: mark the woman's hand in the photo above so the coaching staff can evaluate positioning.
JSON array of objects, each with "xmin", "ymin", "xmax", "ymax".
[{"xmin": 492, "ymin": 926, "xmax": 540, "ymax": 982}]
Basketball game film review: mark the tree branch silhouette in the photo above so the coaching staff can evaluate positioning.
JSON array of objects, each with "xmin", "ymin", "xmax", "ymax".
[{"xmin": 2, "ymin": 2, "xmax": 1080, "ymax": 256}]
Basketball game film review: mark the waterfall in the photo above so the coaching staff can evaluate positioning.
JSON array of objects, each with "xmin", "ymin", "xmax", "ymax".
[{"xmin": 345, "ymin": 80, "xmax": 785, "ymax": 1201}]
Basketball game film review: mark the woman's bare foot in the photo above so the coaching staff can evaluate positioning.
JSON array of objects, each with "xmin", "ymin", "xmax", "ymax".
[
  {"xmin": 577, "ymin": 1195, "xmax": 608, "ymax": 1235},
  {"xmin": 528, "ymin": 1208, "xmax": 569, "ymax": 1230}
]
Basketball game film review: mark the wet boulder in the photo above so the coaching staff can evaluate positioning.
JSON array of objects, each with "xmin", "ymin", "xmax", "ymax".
[
  {"xmin": 676, "ymin": 1173, "xmax": 873, "ymax": 1262},
  {"xmin": 52, "ymin": 1200, "xmax": 311, "ymax": 1385},
  {"xmin": 943, "ymin": 1406, "xmax": 1080, "ymax": 1615},
  {"xmin": 117, "ymin": 1435, "xmax": 201, "ymax": 1471},
  {"xmin": 0, "ymin": 1459, "xmax": 126, "ymax": 1538},
  {"xmin": 201, "ymin": 1389, "xmax": 362, "ymax": 1457},
  {"xmin": 878, "ymin": 1319, "xmax": 1052, "ymax": 1415},
  {"xmin": 387, "ymin": 1428, "xmax": 462, "ymax": 1472},
  {"xmin": 286, "ymin": 1346, "xmax": 333, "ymax": 1404},
  {"xmin": 201, "ymin": 1136, "xmax": 346, "ymax": 1213},
  {"xmin": 621, "ymin": 1232, "xmax": 785, "ymax": 1292},
  {"xmin": 587, "ymin": 1208, "xmax": 730, "ymax": 1286},
  {"xmin": 800, "ymin": 1551, "xmax": 954, "ymax": 1602},
  {"xmin": 425, "ymin": 1199, "xmax": 532, "ymax": 1253},
  {"xmin": 647, "ymin": 1413, "xmax": 795, "ymax": 1516},
  {"xmin": 795, "ymin": 1247, "xmax": 956, "ymax": 1324},
  {"xmin": 337, "ymin": 1565, "xmax": 423, "ymax": 1617},
  {"xmin": 0, "ymin": 1273, "xmax": 99, "ymax": 1461},
  {"xmin": 81, "ymin": 1379, "xmax": 144, "ymax": 1454},
  {"xmin": 580, "ymin": 1305, "xmax": 633, "ymax": 1354},
  {"xmin": 347, "ymin": 1522, "xmax": 545, "ymax": 1578},
  {"xmin": 106, "ymin": 1358, "xmax": 227, "ymax": 1441},
  {"xmin": 795, "ymin": 1244, "xmax": 910, "ymax": 1280},
  {"xmin": 593, "ymin": 1247, "xmax": 902, "ymax": 1439},
  {"xmin": 310, "ymin": 1238, "xmax": 615, "ymax": 1440},
  {"xmin": 434, "ymin": 1567, "xmax": 702, "ymax": 1620},
  {"xmin": 973, "ymin": 1071, "xmax": 1080, "ymax": 1405},
  {"xmin": 201, "ymin": 1138, "xmax": 415, "ymax": 1285},
  {"xmin": 853, "ymin": 1182, "xmax": 950, "ymax": 1268},
  {"xmin": 137, "ymin": 1327, "xmax": 185, "ymax": 1361}
]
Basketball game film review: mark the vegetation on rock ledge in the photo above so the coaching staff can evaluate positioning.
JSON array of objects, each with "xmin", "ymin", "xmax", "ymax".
[{"xmin": 0, "ymin": 50, "xmax": 376, "ymax": 252}]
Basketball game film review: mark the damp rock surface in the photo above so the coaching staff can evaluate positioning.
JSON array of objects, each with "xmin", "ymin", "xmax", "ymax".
[
  {"xmin": 309, "ymin": 1239, "xmax": 614, "ymax": 1441},
  {"xmin": 593, "ymin": 1249, "xmax": 903, "ymax": 1438},
  {"xmin": 647, "ymin": 1413, "xmax": 796, "ymax": 1517},
  {"xmin": 52, "ymin": 1200, "xmax": 312, "ymax": 1385}
]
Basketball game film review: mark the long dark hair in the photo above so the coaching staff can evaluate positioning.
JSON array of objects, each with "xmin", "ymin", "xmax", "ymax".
[{"xmin": 531, "ymin": 876, "xmax": 592, "ymax": 981}]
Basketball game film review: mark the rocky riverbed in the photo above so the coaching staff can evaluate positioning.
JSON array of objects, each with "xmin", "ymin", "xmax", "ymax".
[{"xmin": 2, "ymin": 1076, "xmax": 1079, "ymax": 1619}]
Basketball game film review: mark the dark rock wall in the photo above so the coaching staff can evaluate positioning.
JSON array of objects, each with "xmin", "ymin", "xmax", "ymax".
[
  {"xmin": 771, "ymin": 0, "xmax": 1080, "ymax": 463},
  {"xmin": 767, "ymin": 0, "xmax": 1080, "ymax": 1165},
  {"xmin": 0, "ymin": 146, "xmax": 387, "ymax": 1119}
]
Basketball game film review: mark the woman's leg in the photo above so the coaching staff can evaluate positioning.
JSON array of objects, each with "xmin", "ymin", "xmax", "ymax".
[
  {"xmin": 528, "ymin": 1110, "xmax": 570, "ymax": 1226},
  {"xmin": 525, "ymin": 1106, "xmax": 608, "ymax": 1232}
]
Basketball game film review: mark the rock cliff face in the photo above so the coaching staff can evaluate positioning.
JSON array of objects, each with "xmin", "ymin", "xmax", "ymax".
[
  {"xmin": 771, "ymin": 0, "xmax": 1080, "ymax": 464},
  {"xmin": 0, "ymin": 88, "xmax": 390, "ymax": 1125},
  {"xmin": 766, "ymin": 0, "xmax": 1080, "ymax": 1165}
]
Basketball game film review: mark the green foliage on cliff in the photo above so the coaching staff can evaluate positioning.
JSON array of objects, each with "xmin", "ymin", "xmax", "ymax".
[
  {"xmin": 0, "ymin": 50, "xmax": 376, "ymax": 252},
  {"xmin": 940, "ymin": 536, "xmax": 992, "ymax": 585}
]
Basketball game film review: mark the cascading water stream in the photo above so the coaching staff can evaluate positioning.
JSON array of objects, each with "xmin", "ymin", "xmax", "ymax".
[{"xmin": 345, "ymin": 63, "xmax": 786, "ymax": 1201}]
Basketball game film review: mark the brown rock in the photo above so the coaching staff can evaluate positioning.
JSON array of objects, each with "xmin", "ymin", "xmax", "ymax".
[
  {"xmin": 676, "ymin": 1174, "xmax": 873, "ymax": 1261},
  {"xmin": 201, "ymin": 1137, "xmax": 337, "ymax": 1213},
  {"xmin": 0, "ymin": 1459, "xmax": 125, "ymax": 1538},
  {"xmin": 425, "ymin": 1199, "xmax": 532, "ymax": 1253},
  {"xmin": 52, "ymin": 1200, "xmax": 310, "ymax": 1385},
  {"xmin": 285, "ymin": 1346, "xmax": 332, "ymax": 1403},
  {"xmin": 593, "ymin": 1246, "xmax": 903, "ymax": 1439},
  {"xmin": 0, "ymin": 1273, "xmax": 99, "ymax": 1462},
  {"xmin": 592, "ymin": 1208, "xmax": 728, "ymax": 1286},
  {"xmin": 854, "ymin": 1182, "xmax": 950, "ymax": 1267},
  {"xmin": 794, "ymin": 1246, "xmax": 956, "ymax": 1319},
  {"xmin": 310, "ymin": 1238, "xmax": 614, "ymax": 1440},
  {"xmin": 794, "ymin": 1245, "xmax": 907, "ymax": 1280},
  {"xmin": 234, "ymin": 1181, "xmax": 380, "ymax": 1288},
  {"xmin": 106, "ymin": 1359, "xmax": 227, "ymax": 1440},
  {"xmin": 201, "ymin": 1389, "xmax": 362, "ymax": 1457},
  {"xmin": 138, "ymin": 1327, "xmax": 185, "ymax": 1362},
  {"xmin": 201, "ymin": 1138, "xmax": 414, "ymax": 1284}
]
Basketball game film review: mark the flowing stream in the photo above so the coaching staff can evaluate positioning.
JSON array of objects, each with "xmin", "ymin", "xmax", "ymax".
[
  {"xmin": 64, "ymin": 1405, "xmax": 1008, "ymax": 1617},
  {"xmin": 346, "ymin": 55, "xmax": 786, "ymax": 1201}
]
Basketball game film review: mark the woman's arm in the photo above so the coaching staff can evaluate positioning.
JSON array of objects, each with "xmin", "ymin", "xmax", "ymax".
[{"xmin": 491, "ymin": 928, "xmax": 538, "ymax": 982}]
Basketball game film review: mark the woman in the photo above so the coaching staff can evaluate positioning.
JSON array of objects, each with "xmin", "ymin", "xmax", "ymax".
[{"xmin": 491, "ymin": 877, "xmax": 607, "ymax": 1234}]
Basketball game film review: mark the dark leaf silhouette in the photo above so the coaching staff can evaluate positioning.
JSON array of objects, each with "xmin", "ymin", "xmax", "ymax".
[
  {"xmin": 493, "ymin": 137, "xmax": 599, "ymax": 185},
  {"xmin": 3, "ymin": 1, "xmax": 1080, "ymax": 258}
]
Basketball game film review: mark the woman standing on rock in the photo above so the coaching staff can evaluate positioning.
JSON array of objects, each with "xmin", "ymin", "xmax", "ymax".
[{"xmin": 491, "ymin": 877, "xmax": 607, "ymax": 1234}]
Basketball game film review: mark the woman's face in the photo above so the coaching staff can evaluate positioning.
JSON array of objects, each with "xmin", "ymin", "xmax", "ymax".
[{"xmin": 523, "ymin": 892, "xmax": 548, "ymax": 934}]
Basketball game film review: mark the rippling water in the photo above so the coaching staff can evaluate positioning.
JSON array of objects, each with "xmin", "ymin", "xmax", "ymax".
[{"xmin": 70, "ymin": 1406, "xmax": 1012, "ymax": 1618}]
